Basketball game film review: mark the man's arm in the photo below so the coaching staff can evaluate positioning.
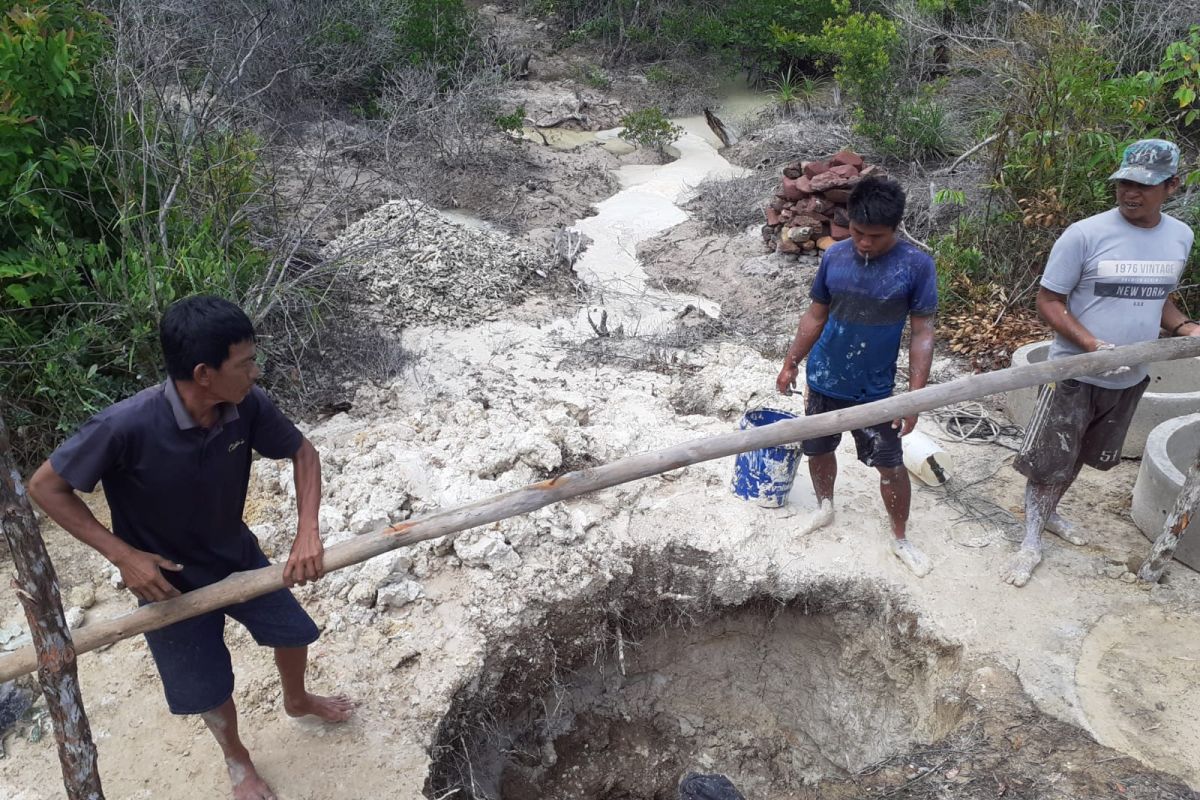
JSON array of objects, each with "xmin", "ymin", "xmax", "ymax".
[
  {"xmin": 1036, "ymin": 287, "xmax": 1103, "ymax": 351},
  {"xmin": 27, "ymin": 462, "xmax": 183, "ymax": 601},
  {"xmin": 776, "ymin": 302, "xmax": 830, "ymax": 394},
  {"xmin": 283, "ymin": 436, "xmax": 323, "ymax": 587},
  {"xmin": 894, "ymin": 313, "xmax": 935, "ymax": 436},
  {"xmin": 1161, "ymin": 297, "xmax": 1200, "ymax": 337}
]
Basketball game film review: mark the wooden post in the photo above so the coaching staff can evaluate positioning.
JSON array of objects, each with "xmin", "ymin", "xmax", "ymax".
[
  {"xmin": 0, "ymin": 415, "xmax": 104, "ymax": 800},
  {"xmin": 1137, "ymin": 444, "xmax": 1200, "ymax": 584},
  {"xmin": 1, "ymin": 337, "xmax": 1200, "ymax": 682}
]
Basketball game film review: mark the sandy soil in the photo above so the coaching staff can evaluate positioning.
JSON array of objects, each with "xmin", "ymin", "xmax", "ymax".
[
  {"xmin": 3, "ymin": 332, "xmax": 1200, "ymax": 799},
  {"xmin": 3, "ymin": 14, "xmax": 1200, "ymax": 800}
]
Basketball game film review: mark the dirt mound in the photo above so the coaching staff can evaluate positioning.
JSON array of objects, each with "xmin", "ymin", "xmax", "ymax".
[{"xmin": 325, "ymin": 200, "xmax": 557, "ymax": 330}]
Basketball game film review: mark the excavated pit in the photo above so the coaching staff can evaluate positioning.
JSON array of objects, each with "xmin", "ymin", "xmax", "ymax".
[{"xmin": 424, "ymin": 566, "xmax": 967, "ymax": 800}]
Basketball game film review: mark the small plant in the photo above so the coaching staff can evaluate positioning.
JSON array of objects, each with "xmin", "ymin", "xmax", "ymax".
[
  {"xmin": 767, "ymin": 68, "xmax": 832, "ymax": 116},
  {"xmin": 931, "ymin": 234, "xmax": 985, "ymax": 310},
  {"xmin": 495, "ymin": 106, "xmax": 526, "ymax": 133},
  {"xmin": 618, "ymin": 107, "xmax": 683, "ymax": 155},
  {"xmin": 582, "ymin": 64, "xmax": 612, "ymax": 89},
  {"xmin": 933, "ymin": 188, "xmax": 966, "ymax": 206},
  {"xmin": 768, "ymin": 67, "xmax": 799, "ymax": 115},
  {"xmin": 645, "ymin": 64, "xmax": 681, "ymax": 85}
]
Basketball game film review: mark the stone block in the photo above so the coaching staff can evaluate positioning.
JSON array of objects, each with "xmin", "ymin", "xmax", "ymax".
[
  {"xmin": 830, "ymin": 150, "xmax": 865, "ymax": 169},
  {"xmin": 809, "ymin": 171, "xmax": 857, "ymax": 193},
  {"xmin": 829, "ymin": 163, "xmax": 860, "ymax": 179},
  {"xmin": 790, "ymin": 213, "xmax": 824, "ymax": 230},
  {"xmin": 816, "ymin": 236, "xmax": 836, "ymax": 251},
  {"xmin": 823, "ymin": 188, "xmax": 852, "ymax": 204},
  {"xmin": 830, "ymin": 222, "xmax": 851, "ymax": 240},
  {"xmin": 802, "ymin": 160, "xmax": 830, "ymax": 178},
  {"xmin": 779, "ymin": 177, "xmax": 804, "ymax": 201},
  {"xmin": 777, "ymin": 237, "xmax": 802, "ymax": 254},
  {"xmin": 832, "ymin": 206, "xmax": 850, "ymax": 228},
  {"xmin": 765, "ymin": 207, "xmax": 781, "ymax": 226}
]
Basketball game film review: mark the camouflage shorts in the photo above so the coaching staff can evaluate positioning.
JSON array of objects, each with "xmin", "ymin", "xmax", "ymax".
[{"xmin": 1013, "ymin": 376, "xmax": 1149, "ymax": 484}]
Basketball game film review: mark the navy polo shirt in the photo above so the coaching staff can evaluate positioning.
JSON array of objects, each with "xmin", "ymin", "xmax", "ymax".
[{"xmin": 50, "ymin": 380, "xmax": 302, "ymax": 591}]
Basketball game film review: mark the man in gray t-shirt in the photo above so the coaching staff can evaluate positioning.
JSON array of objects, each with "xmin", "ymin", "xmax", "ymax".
[{"xmin": 1004, "ymin": 139, "xmax": 1199, "ymax": 587}]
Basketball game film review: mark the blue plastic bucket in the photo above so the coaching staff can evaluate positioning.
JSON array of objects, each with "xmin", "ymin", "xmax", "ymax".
[{"xmin": 730, "ymin": 408, "xmax": 803, "ymax": 507}]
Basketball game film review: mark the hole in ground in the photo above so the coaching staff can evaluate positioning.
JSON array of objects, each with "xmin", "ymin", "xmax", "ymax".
[{"xmin": 426, "ymin": 576, "xmax": 967, "ymax": 799}]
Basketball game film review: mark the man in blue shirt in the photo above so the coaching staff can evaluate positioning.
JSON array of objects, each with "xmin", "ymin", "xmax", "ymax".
[
  {"xmin": 776, "ymin": 177, "xmax": 938, "ymax": 576},
  {"xmin": 29, "ymin": 296, "xmax": 353, "ymax": 800}
]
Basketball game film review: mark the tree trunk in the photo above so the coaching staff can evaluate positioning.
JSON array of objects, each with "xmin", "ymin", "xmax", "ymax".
[
  {"xmin": 1138, "ymin": 444, "xmax": 1200, "ymax": 583},
  {"xmin": 0, "ymin": 415, "xmax": 104, "ymax": 799},
  {"xmin": 2, "ymin": 337, "xmax": 1200, "ymax": 682}
]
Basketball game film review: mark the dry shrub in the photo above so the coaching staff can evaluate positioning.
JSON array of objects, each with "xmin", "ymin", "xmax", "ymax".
[{"xmin": 687, "ymin": 172, "xmax": 777, "ymax": 234}]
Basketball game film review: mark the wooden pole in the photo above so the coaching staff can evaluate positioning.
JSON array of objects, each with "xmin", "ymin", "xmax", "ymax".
[
  {"xmin": 0, "ymin": 415, "xmax": 104, "ymax": 799},
  {"xmin": 2, "ymin": 337, "xmax": 1200, "ymax": 682},
  {"xmin": 1137, "ymin": 443, "xmax": 1200, "ymax": 583}
]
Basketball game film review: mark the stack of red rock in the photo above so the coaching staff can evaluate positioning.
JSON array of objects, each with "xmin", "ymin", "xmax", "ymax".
[{"xmin": 762, "ymin": 150, "xmax": 884, "ymax": 256}]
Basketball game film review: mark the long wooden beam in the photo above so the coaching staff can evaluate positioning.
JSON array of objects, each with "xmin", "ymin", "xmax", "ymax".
[{"xmin": 4, "ymin": 337, "xmax": 1200, "ymax": 682}]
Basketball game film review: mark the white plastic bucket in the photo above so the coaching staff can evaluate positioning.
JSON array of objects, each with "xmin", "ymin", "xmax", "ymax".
[{"xmin": 902, "ymin": 430, "xmax": 952, "ymax": 486}]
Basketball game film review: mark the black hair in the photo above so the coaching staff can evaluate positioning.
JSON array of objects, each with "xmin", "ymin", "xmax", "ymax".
[
  {"xmin": 848, "ymin": 176, "xmax": 906, "ymax": 229},
  {"xmin": 159, "ymin": 295, "xmax": 256, "ymax": 381}
]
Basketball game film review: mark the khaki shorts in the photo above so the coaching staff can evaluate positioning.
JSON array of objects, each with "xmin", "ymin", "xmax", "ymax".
[{"xmin": 1013, "ymin": 377, "xmax": 1149, "ymax": 484}]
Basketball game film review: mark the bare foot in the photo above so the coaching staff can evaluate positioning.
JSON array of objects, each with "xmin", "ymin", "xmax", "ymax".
[
  {"xmin": 890, "ymin": 538, "xmax": 932, "ymax": 577},
  {"xmin": 1045, "ymin": 513, "xmax": 1086, "ymax": 546},
  {"xmin": 1002, "ymin": 547, "xmax": 1042, "ymax": 587},
  {"xmin": 797, "ymin": 499, "xmax": 835, "ymax": 535},
  {"xmin": 227, "ymin": 756, "xmax": 276, "ymax": 800},
  {"xmin": 284, "ymin": 692, "xmax": 356, "ymax": 723}
]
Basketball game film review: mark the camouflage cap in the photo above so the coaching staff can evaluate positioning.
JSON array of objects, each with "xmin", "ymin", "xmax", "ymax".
[{"xmin": 1108, "ymin": 139, "xmax": 1180, "ymax": 185}]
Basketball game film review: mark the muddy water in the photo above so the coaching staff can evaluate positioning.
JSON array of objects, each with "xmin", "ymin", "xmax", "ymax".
[{"xmin": 565, "ymin": 87, "xmax": 770, "ymax": 337}]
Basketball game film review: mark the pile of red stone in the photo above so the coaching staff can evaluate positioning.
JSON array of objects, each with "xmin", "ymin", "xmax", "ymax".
[{"xmin": 761, "ymin": 150, "xmax": 884, "ymax": 255}]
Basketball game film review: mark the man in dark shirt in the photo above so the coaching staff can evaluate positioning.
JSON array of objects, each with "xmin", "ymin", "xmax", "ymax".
[
  {"xmin": 776, "ymin": 177, "xmax": 938, "ymax": 576},
  {"xmin": 29, "ymin": 295, "xmax": 353, "ymax": 800}
]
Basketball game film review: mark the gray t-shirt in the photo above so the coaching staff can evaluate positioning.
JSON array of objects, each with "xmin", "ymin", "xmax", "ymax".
[{"xmin": 1042, "ymin": 208, "xmax": 1193, "ymax": 389}]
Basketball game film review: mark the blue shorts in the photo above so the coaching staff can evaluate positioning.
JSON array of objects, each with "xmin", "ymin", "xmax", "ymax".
[
  {"xmin": 801, "ymin": 387, "xmax": 904, "ymax": 468},
  {"xmin": 143, "ymin": 551, "xmax": 319, "ymax": 715}
]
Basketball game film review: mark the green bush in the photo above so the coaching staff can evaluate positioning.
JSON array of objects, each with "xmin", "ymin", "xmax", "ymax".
[
  {"xmin": 0, "ymin": 1, "xmax": 108, "ymax": 253},
  {"xmin": 387, "ymin": 0, "xmax": 474, "ymax": 73},
  {"xmin": 994, "ymin": 17, "xmax": 1159, "ymax": 224},
  {"xmin": 543, "ymin": 0, "xmax": 838, "ymax": 75},
  {"xmin": 0, "ymin": 2, "xmax": 286, "ymax": 466},
  {"xmin": 854, "ymin": 91, "xmax": 959, "ymax": 161},
  {"xmin": 813, "ymin": 6, "xmax": 899, "ymax": 108},
  {"xmin": 618, "ymin": 107, "xmax": 684, "ymax": 153},
  {"xmin": 1159, "ymin": 24, "xmax": 1200, "ymax": 126}
]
